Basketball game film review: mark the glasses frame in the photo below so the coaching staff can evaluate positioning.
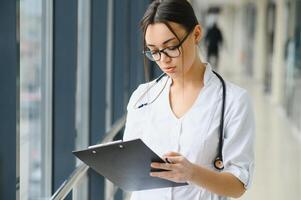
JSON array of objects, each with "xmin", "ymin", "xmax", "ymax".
[{"xmin": 143, "ymin": 30, "xmax": 191, "ymax": 61}]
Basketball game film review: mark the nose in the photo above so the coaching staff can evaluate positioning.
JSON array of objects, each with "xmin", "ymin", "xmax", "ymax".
[{"xmin": 160, "ymin": 52, "xmax": 171, "ymax": 63}]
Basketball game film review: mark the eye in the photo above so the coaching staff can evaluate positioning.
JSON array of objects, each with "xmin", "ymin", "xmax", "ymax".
[
  {"xmin": 151, "ymin": 50, "xmax": 159, "ymax": 55},
  {"xmin": 167, "ymin": 46, "xmax": 177, "ymax": 51}
]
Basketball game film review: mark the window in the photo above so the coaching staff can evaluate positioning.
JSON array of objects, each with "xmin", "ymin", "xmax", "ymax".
[
  {"xmin": 20, "ymin": 0, "xmax": 52, "ymax": 199},
  {"xmin": 73, "ymin": 0, "xmax": 91, "ymax": 199}
]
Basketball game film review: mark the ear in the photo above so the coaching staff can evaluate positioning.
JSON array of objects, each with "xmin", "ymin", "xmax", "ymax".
[{"xmin": 193, "ymin": 25, "xmax": 202, "ymax": 44}]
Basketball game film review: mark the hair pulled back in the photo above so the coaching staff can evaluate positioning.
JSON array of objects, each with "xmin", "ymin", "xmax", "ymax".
[{"xmin": 140, "ymin": 0, "xmax": 199, "ymax": 45}]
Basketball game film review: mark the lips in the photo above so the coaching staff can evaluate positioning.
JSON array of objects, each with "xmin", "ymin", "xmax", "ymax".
[{"xmin": 163, "ymin": 66, "xmax": 176, "ymax": 73}]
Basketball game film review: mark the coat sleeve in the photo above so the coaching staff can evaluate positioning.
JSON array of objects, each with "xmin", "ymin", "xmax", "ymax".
[{"xmin": 222, "ymin": 90, "xmax": 255, "ymax": 190}]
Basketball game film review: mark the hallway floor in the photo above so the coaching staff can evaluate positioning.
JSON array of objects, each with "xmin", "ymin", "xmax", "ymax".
[{"xmin": 223, "ymin": 70, "xmax": 301, "ymax": 200}]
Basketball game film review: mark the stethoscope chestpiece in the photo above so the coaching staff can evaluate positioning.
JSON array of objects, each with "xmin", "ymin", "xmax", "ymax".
[{"xmin": 214, "ymin": 157, "xmax": 224, "ymax": 170}]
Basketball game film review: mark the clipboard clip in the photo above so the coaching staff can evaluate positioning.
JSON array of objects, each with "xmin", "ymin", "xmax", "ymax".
[
  {"xmin": 88, "ymin": 140, "xmax": 124, "ymax": 154},
  {"xmin": 88, "ymin": 140, "xmax": 123, "ymax": 149}
]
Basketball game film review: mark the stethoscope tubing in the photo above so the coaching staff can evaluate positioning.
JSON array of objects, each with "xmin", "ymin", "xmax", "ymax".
[
  {"xmin": 212, "ymin": 71, "xmax": 226, "ymax": 170},
  {"xmin": 135, "ymin": 70, "xmax": 226, "ymax": 170}
]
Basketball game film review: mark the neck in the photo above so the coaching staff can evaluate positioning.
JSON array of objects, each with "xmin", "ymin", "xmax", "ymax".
[{"xmin": 171, "ymin": 58, "xmax": 206, "ymax": 88}]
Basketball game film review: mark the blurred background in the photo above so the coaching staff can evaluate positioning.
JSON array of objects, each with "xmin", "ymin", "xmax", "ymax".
[{"xmin": 0, "ymin": 0, "xmax": 300, "ymax": 199}]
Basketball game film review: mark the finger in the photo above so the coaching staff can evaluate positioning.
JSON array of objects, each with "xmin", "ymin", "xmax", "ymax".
[
  {"xmin": 150, "ymin": 171, "xmax": 183, "ymax": 183},
  {"xmin": 163, "ymin": 151, "xmax": 181, "ymax": 157},
  {"xmin": 151, "ymin": 162, "xmax": 173, "ymax": 170},
  {"xmin": 164, "ymin": 156, "xmax": 184, "ymax": 163},
  {"xmin": 150, "ymin": 171, "xmax": 174, "ymax": 179}
]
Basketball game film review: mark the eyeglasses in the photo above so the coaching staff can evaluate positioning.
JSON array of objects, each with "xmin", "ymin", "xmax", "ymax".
[{"xmin": 143, "ymin": 31, "xmax": 191, "ymax": 61}]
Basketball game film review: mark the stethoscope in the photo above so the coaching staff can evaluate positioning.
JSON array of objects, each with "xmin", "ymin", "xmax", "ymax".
[{"xmin": 133, "ymin": 70, "xmax": 226, "ymax": 170}]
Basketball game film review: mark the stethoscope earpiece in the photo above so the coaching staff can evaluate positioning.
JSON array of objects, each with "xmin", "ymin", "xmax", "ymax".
[
  {"xmin": 214, "ymin": 157, "xmax": 224, "ymax": 170},
  {"xmin": 133, "ymin": 73, "xmax": 168, "ymax": 109}
]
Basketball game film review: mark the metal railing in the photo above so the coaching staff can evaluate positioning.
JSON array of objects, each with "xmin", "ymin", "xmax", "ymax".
[{"xmin": 51, "ymin": 115, "xmax": 127, "ymax": 200}]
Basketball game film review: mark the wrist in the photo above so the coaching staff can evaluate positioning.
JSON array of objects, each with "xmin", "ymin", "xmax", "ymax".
[{"xmin": 188, "ymin": 163, "xmax": 199, "ymax": 183}]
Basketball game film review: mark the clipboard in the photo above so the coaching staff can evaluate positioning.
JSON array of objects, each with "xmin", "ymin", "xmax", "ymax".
[{"xmin": 72, "ymin": 138, "xmax": 187, "ymax": 191}]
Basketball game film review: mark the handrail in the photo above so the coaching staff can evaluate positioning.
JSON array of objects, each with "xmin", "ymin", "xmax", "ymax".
[{"xmin": 51, "ymin": 115, "xmax": 127, "ymax": 200}]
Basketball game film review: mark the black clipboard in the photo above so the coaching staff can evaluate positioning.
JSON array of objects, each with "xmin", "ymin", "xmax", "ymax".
[{"xmin": 72, "ymin": 139, "xmax": 187, "ymax": 191}]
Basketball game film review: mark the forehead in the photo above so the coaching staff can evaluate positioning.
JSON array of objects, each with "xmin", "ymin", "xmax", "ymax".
[{"xmin": 145, "ymin": 22, "xmax": 185, "ymax": 45}]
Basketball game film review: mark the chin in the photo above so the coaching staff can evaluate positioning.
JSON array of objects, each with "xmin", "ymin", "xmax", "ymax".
[
  {"xmin": 167, "ymin": 72, "xmax": 184, "ymax": 79},
  {"xmin": 165, "ymin": 72, "xmax": 177, "ymax": 78}
]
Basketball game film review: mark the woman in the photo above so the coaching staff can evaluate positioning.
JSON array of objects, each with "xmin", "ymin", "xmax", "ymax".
[{"xmin": 123, "ymin": 0, "xmax": 255, "ymax": 199}]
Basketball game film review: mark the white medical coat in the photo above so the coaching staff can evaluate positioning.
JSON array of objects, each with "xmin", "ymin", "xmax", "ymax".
[{"xmin": 123, "ymin": 64, "xmax": 255, "ymax": 200}]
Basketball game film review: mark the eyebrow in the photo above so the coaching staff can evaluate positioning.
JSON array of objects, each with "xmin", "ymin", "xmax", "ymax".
[{"xmin": 146, "ymin": 37, "xmax": 176, "ymax": 47}]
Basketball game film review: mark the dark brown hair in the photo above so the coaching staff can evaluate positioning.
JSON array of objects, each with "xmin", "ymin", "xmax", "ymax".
[
  {"xmin": 141, "ymin": 0, "xmax": 198, "ymax": 46},
  {"xmin": 140, "ymin": 0, "xmax": 199, "ymax": 80}
]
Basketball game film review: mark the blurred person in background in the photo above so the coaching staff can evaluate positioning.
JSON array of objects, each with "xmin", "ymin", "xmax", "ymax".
[{"xmin": 205, "ymin": 22, "xmax": 223, "ymax": 71}]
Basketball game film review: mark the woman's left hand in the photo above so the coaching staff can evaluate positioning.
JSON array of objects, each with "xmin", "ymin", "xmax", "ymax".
[{"xmin": 150, "ymin": 152, "xmax": 195, "ymax": 183}]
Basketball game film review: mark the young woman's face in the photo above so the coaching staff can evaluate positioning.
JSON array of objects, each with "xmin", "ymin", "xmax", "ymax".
[{"xmin": 145, "ymin": 22, "xmax": 201, "ymax": 79}]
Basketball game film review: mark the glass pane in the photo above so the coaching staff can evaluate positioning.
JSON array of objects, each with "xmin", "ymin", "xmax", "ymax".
[
  {"xmin": 20, "ymin": 0, "xmax": 45, "ymax": 199},
  {"xmin": 73, "ymin": 1, "xmax": 91, "ymax": 199}
]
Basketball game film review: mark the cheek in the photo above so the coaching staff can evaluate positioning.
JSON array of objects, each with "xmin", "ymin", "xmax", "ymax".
[
  {"xmin": 155, "ymin": 61, "xmax": 164, "ymax": 70},
  {"xmin": 173, "ymin": 47, "xmax": 195, "ymax": 69},
  {"xmin": 154, "ymin": 47, "xmax": 195, "ymax": 72}
]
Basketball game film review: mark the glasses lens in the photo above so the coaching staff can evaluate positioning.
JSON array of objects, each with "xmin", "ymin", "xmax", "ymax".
[
  {"xmin": 164, "ymin": 47, "xmax": 180, "ymax": 58},
  {"xmin": 145, "ymin": 51, "xmax": 160, "ymax": 61}
]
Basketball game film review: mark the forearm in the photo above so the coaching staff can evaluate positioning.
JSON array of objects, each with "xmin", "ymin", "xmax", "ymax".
[
  {"xmin": 151, "ymin": 153, "xmax": 247, "ymax": 198},
  {"xmin": 189, "ymin": 164, "xmax": 245, "ymax": 198}
]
